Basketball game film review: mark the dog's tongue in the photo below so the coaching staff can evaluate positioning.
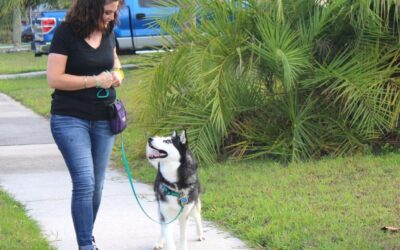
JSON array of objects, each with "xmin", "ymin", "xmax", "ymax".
[
  {"xmin": 148, "ymin": 153, "xmax": 160, "ymax": 159},
  {"xmin": 147, "ymin": 147, "xmax": 159, "ymax": 159}
]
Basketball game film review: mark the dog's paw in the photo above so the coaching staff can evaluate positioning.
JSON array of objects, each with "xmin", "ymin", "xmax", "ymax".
[
  {"xmin": 197, "ymin": 236, "xmax": 205, "ymax": 241},
  {"xmin": 153, "ymin": 243, "xmax": 164, "ymax": 250}
]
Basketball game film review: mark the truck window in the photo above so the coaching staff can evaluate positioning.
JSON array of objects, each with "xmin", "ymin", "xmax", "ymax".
[{"xmin": 138, "ymin": 0, "xmax": 177, "ymax": 7}]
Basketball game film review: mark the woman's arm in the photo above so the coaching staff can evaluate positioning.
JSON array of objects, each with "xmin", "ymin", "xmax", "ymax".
[
  {"xmin": 113, "ymin": 48, "xmax": 121, "ymax": 69},
  {"xmin": 111, "ymin": 48, "xmax": 124, "ymax": 87},
  {"xmin": 47, "ymin": 53, "xmax": 114, "ymax": 90}
]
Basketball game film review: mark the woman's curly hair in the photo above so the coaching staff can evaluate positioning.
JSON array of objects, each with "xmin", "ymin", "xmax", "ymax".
[{"xmin": 65, "ymin": 0, "xmax": 124, "ymax": 38}]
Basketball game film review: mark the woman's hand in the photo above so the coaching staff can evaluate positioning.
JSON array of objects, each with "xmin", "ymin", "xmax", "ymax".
[
  {"xmin": 111, "ymin": 69, "xmax": 124, "ymax": 87},
  {"xmin": 96, "ymin": 71, "xmax": 115, "ymax": 88}
]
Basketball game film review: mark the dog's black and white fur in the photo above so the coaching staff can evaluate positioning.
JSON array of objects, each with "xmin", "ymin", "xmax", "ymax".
[{"xmin": 146, "ymin": 130, "xmax": 205, "ymax": 250}]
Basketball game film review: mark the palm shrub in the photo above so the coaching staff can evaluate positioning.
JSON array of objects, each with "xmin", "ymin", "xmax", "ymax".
[{"xmin": 132, "ymin": 0, "xmax": 400, "ymax": 164}]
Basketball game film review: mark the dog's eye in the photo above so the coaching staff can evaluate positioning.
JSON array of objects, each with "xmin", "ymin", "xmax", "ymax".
[{"xmin": 163, "ymin": 139, "xmax": 172, "ymax": 144}]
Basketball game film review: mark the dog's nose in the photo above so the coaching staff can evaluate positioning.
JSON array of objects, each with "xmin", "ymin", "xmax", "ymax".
[{"xmin": 148, "ymin": 138, "xmax": 153, "ymax": 144}]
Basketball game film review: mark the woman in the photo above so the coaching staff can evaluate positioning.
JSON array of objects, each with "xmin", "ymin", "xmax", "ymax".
[{"xmin": 47, "ymin": 0, "xmax": 124, "ymax": 249}]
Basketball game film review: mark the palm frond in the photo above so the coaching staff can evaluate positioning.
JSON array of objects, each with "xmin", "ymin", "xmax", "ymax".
[{"xmin": 253, "ymin": 13, "xmax": 311, "ymax": 92}]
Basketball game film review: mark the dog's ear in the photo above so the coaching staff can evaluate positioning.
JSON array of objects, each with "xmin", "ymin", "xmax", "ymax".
[
  {"xmin": 172, "ymin": 130, "xmax": 177, "ymax": 137},
  {"xmin": 180, "ymin": 130, "xmax": 188, "ymax": 145}
]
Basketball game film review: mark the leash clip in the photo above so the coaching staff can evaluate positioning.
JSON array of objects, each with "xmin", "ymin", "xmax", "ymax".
[
  {"xmin": 161, "ymin": 184, "xmax": 188, "ymax": 206},
  {"xmin": 179, "ymin": 195, "xmax": 189, "ymax": 205}
]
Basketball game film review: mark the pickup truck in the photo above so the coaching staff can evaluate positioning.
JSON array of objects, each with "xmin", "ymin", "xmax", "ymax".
[{"xmin": 31, "ymin": 0, "xmax": 177, "ymax": 56}]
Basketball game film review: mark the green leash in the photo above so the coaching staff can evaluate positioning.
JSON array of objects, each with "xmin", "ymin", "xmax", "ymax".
[{"xmin": 120, "ymin": 133, "xmax": 184, "ymax": 224}]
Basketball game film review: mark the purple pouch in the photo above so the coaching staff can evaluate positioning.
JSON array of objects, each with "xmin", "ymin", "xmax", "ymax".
[{"xmin": 110, "ymin": 99, "xmax": 127, "ymax": 134}]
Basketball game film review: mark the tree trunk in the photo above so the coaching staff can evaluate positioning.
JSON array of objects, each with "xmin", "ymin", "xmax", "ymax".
[{"xmin": 12, "ymin": 6, "xmax": 22, "ymax": 48}]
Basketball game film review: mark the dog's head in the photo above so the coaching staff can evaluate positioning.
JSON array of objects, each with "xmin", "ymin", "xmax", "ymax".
[{"xmin": 146, "ymin": 130, "xmax": 189, "ymax": 170}]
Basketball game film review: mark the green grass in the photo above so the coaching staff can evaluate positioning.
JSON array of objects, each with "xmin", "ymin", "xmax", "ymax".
[
  {"xmin": 0, "ymin": 52, "xmax": 48, "ymax": 74},
  {"xmin": 0, "ymin": 51, "xmax": 162, "ymax": 74},
  {"xmin": 2, "ymin": 52, "xmax": 400, "ymax": 249},
  {"xmin": 0, "ymin": 76, "xmax": 52, "ymax": 116},
  {"xmin": 0, "ymin": 189, "xmax": 55, "ymax": 249},
  {"xmin": 200, "ymin": 157, "xmax": 400, "ymax": 249}
]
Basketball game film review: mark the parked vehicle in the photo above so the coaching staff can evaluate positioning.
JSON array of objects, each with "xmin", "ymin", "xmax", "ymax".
[
  {"xmin": 31, "ymin": 9, "xmax": 66, "ymax": 56},
  {"xmin": 31, "ymin": 0, "xmax": 178, "ymax": 56},
  {"xmin": 115, "ymin": 0, "xmax": 177, "ymax": 52},
  {"xmin": 21, "ymin": 25, "xmax": 33, "ymax": 43}
]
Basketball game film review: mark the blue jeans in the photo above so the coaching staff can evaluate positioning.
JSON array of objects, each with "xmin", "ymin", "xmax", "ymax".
[{"xmin": 50, "ymin": 115, "xmax": 115, "ymax": 249}]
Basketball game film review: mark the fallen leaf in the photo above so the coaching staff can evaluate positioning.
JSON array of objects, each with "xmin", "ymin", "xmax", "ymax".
[{"xmin": 381, "ymin": 226, "xmax": 399, "ymax": 232}]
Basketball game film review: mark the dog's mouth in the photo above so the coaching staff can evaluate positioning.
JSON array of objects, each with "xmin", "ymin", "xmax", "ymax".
[{"xmin": 147, "ymin": 143, "xmax": 168, "ymax": 159}]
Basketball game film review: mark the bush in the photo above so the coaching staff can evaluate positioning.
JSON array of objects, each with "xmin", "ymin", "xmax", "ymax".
[{"xmin": 132, "ymin": 0, "xmax": 400, "ymax": 164}]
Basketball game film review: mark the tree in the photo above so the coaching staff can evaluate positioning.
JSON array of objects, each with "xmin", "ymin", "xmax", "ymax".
[
  {"xmin": 12, "ymin": 7, "xmax": 22, "ymax": 48},
  {"xmin": 0, "ymin": 0, "xmax": 69, "ymax": 48}
]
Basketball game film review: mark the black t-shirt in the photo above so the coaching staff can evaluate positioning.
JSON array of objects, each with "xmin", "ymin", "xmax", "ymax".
[{"xmin": 49, "ymin": 22, "xmax": 116, "ymax": 120}]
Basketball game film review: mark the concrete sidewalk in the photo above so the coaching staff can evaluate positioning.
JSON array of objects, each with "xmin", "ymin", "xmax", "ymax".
[{"xmin": 0, "ymin": 93, "xmax": 249, "ymax": 250}]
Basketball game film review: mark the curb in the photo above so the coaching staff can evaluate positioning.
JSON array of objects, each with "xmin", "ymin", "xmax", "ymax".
[
  {"xmin": 0, "ymin": 45, "xmax": 30, "ymax": 54},
  {"xmin": 0, "ymin": 64, "xmax": 138, "ymax": 80}
]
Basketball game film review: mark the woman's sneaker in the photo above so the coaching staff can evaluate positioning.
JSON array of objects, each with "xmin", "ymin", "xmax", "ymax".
[{"xmin": 92, "ymin": 236, "xmax": 99, "ymax": 250}]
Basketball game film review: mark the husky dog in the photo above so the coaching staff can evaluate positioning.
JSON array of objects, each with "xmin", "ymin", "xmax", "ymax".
[{"xmin": 146, "ymin": 130, "xmax": 205, "ymax": 250}]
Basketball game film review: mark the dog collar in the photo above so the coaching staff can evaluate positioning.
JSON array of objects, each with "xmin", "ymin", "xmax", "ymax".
[{"xmin": 161, "ymin": 184, "xmax": 189, "ymax": 206}]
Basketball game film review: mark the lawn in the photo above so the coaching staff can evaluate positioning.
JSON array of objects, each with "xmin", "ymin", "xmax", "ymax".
[
  {"xmin": 0, "ymin": 51, "xmax": 162, "ymax": 74},
  {"xmin": 1, "ymin": 52, "xmax": 400, "ymax": 249},
  {"xmin": 0, "ymin": 189, "xmax": 55, "ymax": 249}
]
